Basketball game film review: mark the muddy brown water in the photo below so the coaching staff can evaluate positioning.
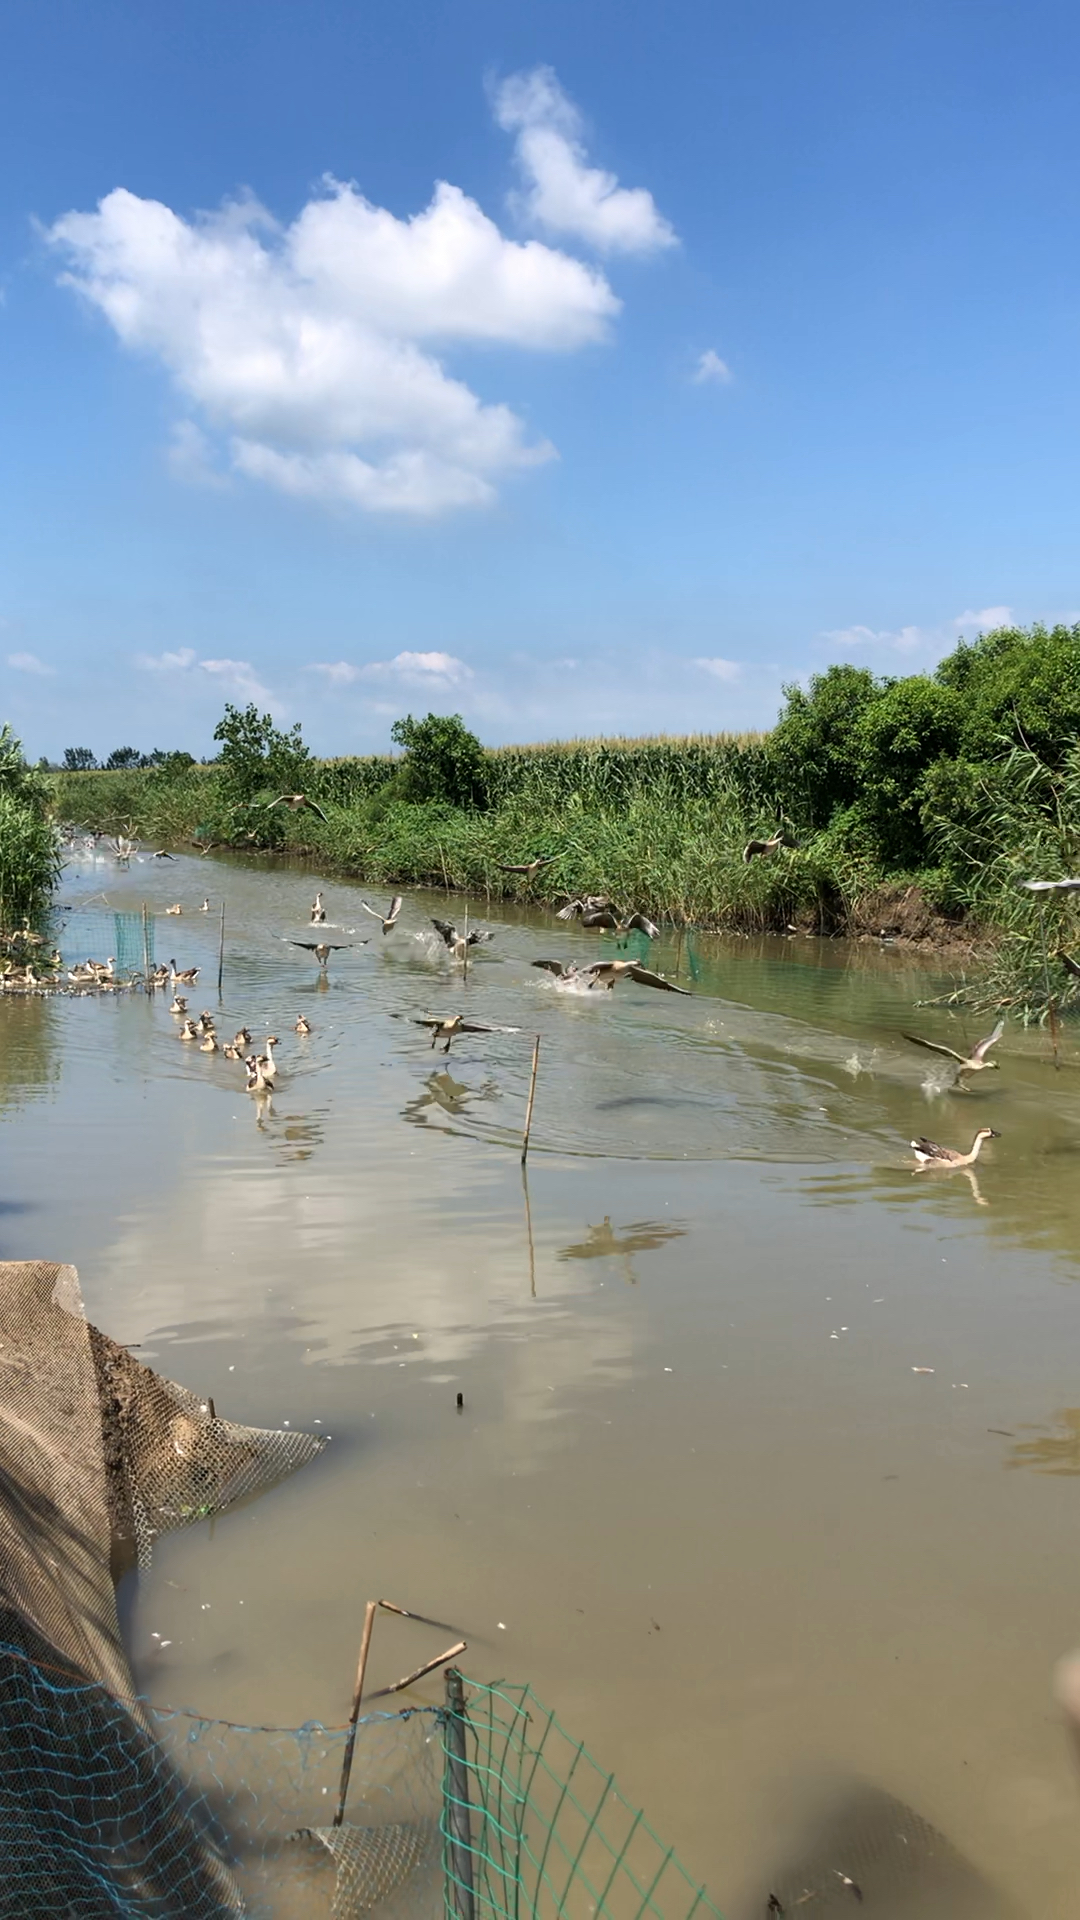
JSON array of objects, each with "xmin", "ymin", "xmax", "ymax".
[{"xmin": 4, "ymin": 850, "xmax": 1080, "ymax": 1916}]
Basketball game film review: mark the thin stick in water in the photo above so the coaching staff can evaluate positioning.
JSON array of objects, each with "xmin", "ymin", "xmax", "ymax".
[
  {"xmin": 462, "ymin": 905, "xmax": 469, "ymax": 983},
  {"xmin": 217, "ymin": 901, "xmax": 225, "ymax": 998},
  {"xmin": 377, "ymin": 1599, "xmax": 466, "ymax": 1635},
  {"xmin": 521, "ymin": 1034, "xmax": 541, "ymax": 1166},
  {"xmin": 522, "ymin": 1162, "xmax": 536, "ymax": 1298},
  {"xmin": 333, "ymin": 1599, "xmax": 378, "ymax": 1827},
  {"xmin": 367, "ymin": 1639, "xmax": 467, "ymax": 1701},
  {"xmin": 142, "ymin": 903, "xmax": 151, "ymax": 995}
]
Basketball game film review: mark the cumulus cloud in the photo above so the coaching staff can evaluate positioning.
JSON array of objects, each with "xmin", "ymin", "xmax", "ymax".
[
  {"xmin": 692, "ymin": 349, "xmax": 732, "ymax": 385},
  {"xmin": 309, "ymin": 661, "xmax": 362, "ymax": 687},
  {"xmin": 134, "ymin": 645, "xmax": 278, "ymax": 709},
  {"xmin": 823, "ymin": 605, "xmax": 1014, "ymax": 662},
  {"xmin": 362, "ymin": 651, "xmax": 473, "ymax": 686},
  {"xmin": 44, "ymin": 110, "xmax": 637, "ymax": 517},
  {"xmin": 6, "ymin": 652, "xmax": 54, "ymax": 676},
  {"xmin": 494, "ymin": 67, "xmax": 676, "ymax": 255},
  {"xmin": 694, "ymin": 657, "xmax": 741, "ymax": 682}
]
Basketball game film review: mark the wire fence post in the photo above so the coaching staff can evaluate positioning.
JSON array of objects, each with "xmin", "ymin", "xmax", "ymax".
[
  {"xmin": 443, "ymin": 1666, "xmax": 476, "ymax": 1920},
  {"xmin": 217, "ymin": 902, "xmax": 225, "ymax": 998},
  {"xmin": 141, "ymin": 903, "xmax": 151, "ymax": 994}
]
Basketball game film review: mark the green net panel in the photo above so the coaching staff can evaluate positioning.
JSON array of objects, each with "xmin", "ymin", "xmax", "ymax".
[
  {"xmin": 59, "ymin": 908, "xmax": 154, "ymax": 976},
  {"xmin": 440, "ymin": 1678, "xmax": 722, "ymax": 1920}
]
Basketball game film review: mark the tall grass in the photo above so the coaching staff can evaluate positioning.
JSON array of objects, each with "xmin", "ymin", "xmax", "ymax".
[{"xmin": 0, "ymin": 790, "xmax": 62, "ymax": 929}]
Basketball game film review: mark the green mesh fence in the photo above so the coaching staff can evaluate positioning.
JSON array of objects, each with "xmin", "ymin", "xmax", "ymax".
[{"xmin": 440, "ymin": 1677, "xmax": 722, "ymax": 1920}]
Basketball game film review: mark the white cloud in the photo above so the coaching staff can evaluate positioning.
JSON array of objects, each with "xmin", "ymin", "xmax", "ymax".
[
  {"xmin": 692, "ymin": 349, "xmax": 732, "ymax": 385},
  {"xmin": 6, "ymin": 652, "xmax": 55, "ymax": 676},
  {"xmin": 694, "ymin": 656, "xmax": 741, "ymax": 682},
  {"xmin": 45, "ymin": 140, "xmax": 624, "ymax": 516},
  {"xmin": 823, "ymin": 605, "xmax": 1014, "ymax": 665},
  {"xmin": 494, "ymin": 67, "xmax": 676, "ymax": 255},
  {"xmin": 362, "ymin": 650, "xmax": 473, "ymax": 687},
  {"xmin": 309, "ymin": 661, "xmax": 362, "ymax": 686},
  {"xmin": 133, "ymin": 645, "xmax": 278, "ymax": 710}
]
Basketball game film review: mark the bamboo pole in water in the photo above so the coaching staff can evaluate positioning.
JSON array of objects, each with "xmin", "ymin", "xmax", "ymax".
[
  {"xmin": 522, "ymin": 1163, "xmax": 536, "ymax": 1297},
  {"xmin": 462, "ymin": 905, "xmax": 469, "ymax": 984},
  {"xmin": 217, "ymin": 901, "xmax": 225, "ymax": 998},
  {"xmin": 142, "ymin": 903, "xmax": 151, "ymax": 994},
  {"xmin": 521, "ymin": 1035, "xmax": 540, "ymax": 1166},
  {"xmin": 333, "ymin": 1599, "xmax": 378, "ymax": 1827}
]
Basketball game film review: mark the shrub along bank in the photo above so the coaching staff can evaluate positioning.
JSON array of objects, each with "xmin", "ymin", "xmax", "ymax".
[
  {"xmin": 0, "ymin": 726, "xmax": 61, "ymax": 930},
  {"xmin": 47, "ymin": 623, "xmax": 1080, "ymax": 1012}
]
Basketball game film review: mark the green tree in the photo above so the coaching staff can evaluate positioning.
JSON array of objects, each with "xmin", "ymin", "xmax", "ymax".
[
  {"xmin": 105, "ymin": 746, "xmax": 143, "ymax": 770},
  {"xmin": 936, "ymin": 622, "xmax": 1080, "ymax": 762},
  {"xmin": 212, "ymin": 703, "xmax": 310, "ymax": 801},
  {"xmin": 851, "ymin": 676, "xmax": 963, "ymax": 864},
  {"xmin": 63, "ymin": 747, "xmax": 98, "ymax": 771},
  {"xmin": 768, "ymin": 665, "xmax": 880, "ymax": 826},
  {"xmin": 390, "ymin": 712, "xmax": 489, "ymax": 810}
]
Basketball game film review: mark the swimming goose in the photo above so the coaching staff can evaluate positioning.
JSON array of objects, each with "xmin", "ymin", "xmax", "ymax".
[
  {"xmin": 310, "ymin": 892, "xmax": 327, "ymax": 924},
  {"xmin": 199, "ymin": 898, "xmax": 210, "ymax": 912},
  {"xmin": 532, "ymin": 958, "xmax": 690, "ymax": 995},
  {"xmin": 360, "ymin": 894, "xmax": 404, "ymax": 934},
  {"xmin": 902, "ymin": 1019, "xmax": 1004, "ymax": 1082},
  {"xmin": 199, "ymin": 1032, "xmax": 219, "ymax": 1053},
  {"xmin": 169, "ymin": 995, "xmax": 188, "ymax": 1016},
  {"xmin": 89, "ymin": 957, "xmax": 116, "ymax": 980},
  {"xmin": 261, "ymin": 1036, "xmax": 280, "ymax": 1076},
  {"xmin": 911, "ymin": 1128, "xmax": 999, "ymax": 1167},
  {"xmin": 497, "ymin": 855, "xmax": 557, "ymax": 878},
  {"xmin": 179, "ymin": 1020, "xmax": 200, "ymax": 1042},
  {"xmin": 232, "ymin": 1027, "xmax": 252, "ymax": 1050},
  {"xmin": 169, "ymin": 962, "xmax": 200, "ymax": 985},
  {"xmin": 412, "ymin": 1013, "xmax": 522, "ymax": 1054},
  {"xmin": 196, "ymin": 1011, "xmax": 216, "ymax": 1034},
  {"xmin": 165, "ymin": 904, "xmax": 183, "ymax": 915},
  {"xmin": 223, "ymin": 1043, "xmax": 243, "ymax": 1060},
  {"xmin": 295, "ymin": 1014, "xmax": 312, "ymax": 1034},
  {"xmin": 431, "ymin": 918, "xmax": 495, "ymax": 961},
  {"xmin": 285, "ymin": 938, "xmax": 362, "ymax": 969},
  {"xmin": 245, "ymin": 1054, "xmax": 272, "ymax": 1092},
  {"xmin": 265, "ymin": 793, "xmax": 329, "ymax": 824}
]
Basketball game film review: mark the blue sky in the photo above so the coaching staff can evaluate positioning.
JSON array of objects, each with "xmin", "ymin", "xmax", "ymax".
[{"xmin": 2, "ymin": 1, "xmax": 1079, "ymax": 760}]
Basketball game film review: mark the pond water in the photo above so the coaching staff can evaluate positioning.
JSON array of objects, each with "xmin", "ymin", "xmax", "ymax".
[{"xmin": 4, "ymin": 849, "xmax": 1080, "ymax": 1916}]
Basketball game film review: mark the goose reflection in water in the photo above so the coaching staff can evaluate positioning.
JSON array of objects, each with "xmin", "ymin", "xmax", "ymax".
[
  {"xmin": 557, "ymin": 1216, "xmax": 686, "ymax": 1285},
  {"xmin": 403, "ymin": 1071, "xmax": 501, "ymax": 1129}
]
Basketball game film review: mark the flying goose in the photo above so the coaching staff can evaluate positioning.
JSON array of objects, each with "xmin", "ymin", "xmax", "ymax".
[
  {"xmin": 151, "ymin": 849, "xmax": 175, "ymax": 860},
  {"xmin": 911, "ymin": 1128, "xmax": 999, "ymax": 1167},
  {"xmin": 431, "ymin": 918, "xmax": 495, "ymax": 961},
  {"xmin": 532, "ymin": 958, "xmax": 690, "ymax": 994},
  {"xmin": 497, "ymin": 855, "xmax": 557, "ymax": 878},
  {"xmin": 285, "ymin": 938, "xmax": 364, "ymax": 969},
  {"xmin": 1020, "ymin": 877, "xmax": 1080, "ymax": 892},
  {"xmin": 743, "ymin": 830, "xmax": 799, "ymax": 863},
  {"xmin": 360, "ymin": 894, "xmax": 404, "ymax": 934},
  {"xmin": 556, "ymin": 896, "xmax": 614, "ymax": 922},
  {"xmin": 412, "ymin": 1013, "xmax": 522, "ymax": 1054},
  {"xmin": 265, "ymin": 793, "xmax": 329, "ymax": 824},
  {"xmin": 902, "ymin": 1019, "xmax": 1004, "ymax": 1081}
]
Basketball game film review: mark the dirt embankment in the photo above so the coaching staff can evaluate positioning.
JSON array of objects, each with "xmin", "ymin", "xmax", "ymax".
[{"xmin": 846, "ymin": 883, "xmax": 984, "ymax": 957}]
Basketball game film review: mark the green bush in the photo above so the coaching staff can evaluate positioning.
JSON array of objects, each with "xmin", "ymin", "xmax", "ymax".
[{"xmin": 390, "ymin": 713, "xmax": 489, "ymax": 810}]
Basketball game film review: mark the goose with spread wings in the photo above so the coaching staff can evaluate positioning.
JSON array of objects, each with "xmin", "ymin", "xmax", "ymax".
[
  {"xmin": 902, "ymin": 1019, "xmax": 1004, "ymax": 1081},
  {"xmin": 533, "ymin": 958, "xmax": 690, "ymax": 995},
  {"xmin": 431, "ymin": 917, "xmax": 495, "ymax": 960},
  {"xmin": 283, "ymin": 937, "xmax": 366, "ymax": 970},
  {"xmin": 497, "ymin": 855, "xmax": 558, "ymax": 878},
  {"xmin": 265, "ymin": 793, "xmax": 329, "ymax": 824},
  {"xmin": 412, "ymin": 1013, "xmax": 522, "ymax": 1054},
  {"xmin": 361, "ymin": 894, "xmax": 404, "ymax": 934}
]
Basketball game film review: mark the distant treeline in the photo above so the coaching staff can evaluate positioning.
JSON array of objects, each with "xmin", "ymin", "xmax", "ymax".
[{"xmin": 41, "ymin": 623, "xmax": 1080, "ymax": 1010}]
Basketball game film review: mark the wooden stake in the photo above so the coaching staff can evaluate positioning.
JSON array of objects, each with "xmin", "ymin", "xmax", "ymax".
[
  {"xmin": 443, "ymin": 1667, "xmax": 475, "ymax": 1920},
  {"xmin": 520, "ymin": 1034, "xmax": 540, "ymax": 1165},
  {"xmin": 142, "ymin": 903, "xmax": 151, "ymax": 994},
  {"xmin": 377, "ymin": 1599, "xmax": 465, "ymax": 1635},
  {"xmin": 462, "ymin": 905, "xmax": 469, "ymax": 983},
  {"xmin": 217, "ymin": 901, "xmax": 226, "ymax": 998},
  {"xmin": 333, "ymin": 1599, "xmax": 378, "ymax": 1827},
  {"xmin": 368, "ymin": 1639, "xmax": 467, "ymax": 1701}
]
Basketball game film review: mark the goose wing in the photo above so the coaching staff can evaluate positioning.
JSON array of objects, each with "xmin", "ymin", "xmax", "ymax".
[
  {"xmin": 301, "ymin": 797, "xmax": 329, "ymax": 823},
  {"xmin": 467, "ymin": 929, "xmax": 495, "ymax": 945},
  {"xmin": 902, "ymin": 1032, "xmax": 966, "ymax": 1064},
  {"xmin": 555, "ymin": 900, "xmax": 583, "ymax": 920},
  {"xmin": 386, "ymin": 895, "xmax": 404, "ymax": 925},
  {"xmin": 459, "ymin": 1021, "xmax": 522, "ymax": 1035},
  {"xmin": 1021, "ymin": 877, "xmax": 1080, "ymax": 892},
  {"xmin": 431, "ymin": 918, "xmax": 457, "ymax": 944},
  {"xmin": 626, "ymin": 964, "xmax": 691, "ymax": 995},
  {"xmin": 286, "ymin": 939, "xmax": 353, "ymax": 951},
  {"xmin": 623, "ymin": 912, "xmax": 659, "ymax": 937},
  {"xmin": 581, "ymin": 909, "xmax": 620, "ymax": 928},
  {"xmin": 497, "ymin": 862, "xmax": 531, "ymax": 873},
  {"xmin": 412, "ymin": 1017, "xmax": 447, "ymax": 1030},
  {"xmin": 359, "ymin": 901, "xmax": 384, "ymax": 920},
  {"xmin": 972, "ymin": 1018, "xmax": 1005, "ymax": 1061},
  {"xmin": 911, "ymin": 1136, "xmax": 953, "ymax": 1161},
  {"xmin": 532, "ymin": 959, "xmax": 571, "ymax": 977}
]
